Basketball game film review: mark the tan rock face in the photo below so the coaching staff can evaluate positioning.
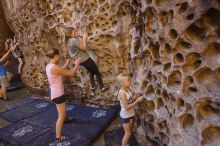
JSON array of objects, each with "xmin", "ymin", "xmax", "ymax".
[
  {"xmin": 0, "ymin": 2, "xmax": 13, "ymax": 55},
  {"xmin": 0, "ymin": 2, "xmax": 18, "ymax": 78},
  {"xmin": 1, "ymin": 0, "xmax": 132, "ymax": 103},
  {"xmin": 132, "ymin": 1, "xmax": 220, "ymax": 146},
  {"xmin": 1, "ymin": 0, "xmax": 220, "ymax": 145}
]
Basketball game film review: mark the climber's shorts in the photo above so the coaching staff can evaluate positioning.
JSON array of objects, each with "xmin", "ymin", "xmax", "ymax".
[
  {"xmin": 121, "ymin": 116, "xmax": 134, "ymax": 124},
  {"xmin": 52, "ymin": 94, "xmax": 66, "ymax": 104},
  {"xmin": 0, "ymin": 75, "xmax": 9, "ymax": 88}
]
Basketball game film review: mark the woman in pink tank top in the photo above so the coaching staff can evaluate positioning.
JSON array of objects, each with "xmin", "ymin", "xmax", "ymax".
[{"xmin": 46, "ymin": 48, "xmax": 80, "ymax": 142}]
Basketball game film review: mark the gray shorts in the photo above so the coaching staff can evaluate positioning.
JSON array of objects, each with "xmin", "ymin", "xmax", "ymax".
[
  {"xmin": 12, "ymin": 49, "xmax": 22, "ymax": 59},
  {"xmin": 0, "ymin": 75, "xmax": 9, "ymax": 87}
]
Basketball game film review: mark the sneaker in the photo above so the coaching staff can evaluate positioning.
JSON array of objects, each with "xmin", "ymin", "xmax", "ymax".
[
  {"xmin": 101, "ymin": 86, "xmax": 109, "ymax": 93},
  {"xmin": 55, "ymin": 136, "xmax": 66, "ymax": 142},
  {"xmin": 49, "ymin": 136, "xmax": 67, "ymax": 146}
]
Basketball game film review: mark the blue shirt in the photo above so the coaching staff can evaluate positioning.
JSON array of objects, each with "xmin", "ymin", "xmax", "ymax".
[{"xmin": 0, "ymin": 61, "xmax": 6, "ymax": 76}]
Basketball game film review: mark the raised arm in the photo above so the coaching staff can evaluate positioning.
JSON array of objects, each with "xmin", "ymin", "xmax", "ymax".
[
  {"xmin": 62, "ymin": 59, "xmax": 70, "ymax": 69},
  {"xmin": 119, "ymin": 92, "xmax": 143, "ymax": 111},
  {"xmin": 0, "ymin": 50, "xmax": 11, "ymax": 62},
  {"xmin": 5, "ymin": 41, "xmax": 9, "ymax": 51},
  {"xmin": 77, "ymin": 32, "xmax": 88, "ymax": 51},
  {"xmin": 10, "ymin": 42, "xmax": 19, "ymax": 51},
  {"xmin": 52, "ymin": 58, "xmax": 81, "ymax": 77},
  {"xmin": 132, "ymin": 92, "xmax": 142, "ymax": 100}
]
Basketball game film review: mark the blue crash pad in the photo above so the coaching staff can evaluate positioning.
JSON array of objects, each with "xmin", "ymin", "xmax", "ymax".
[
  {"xmin": 4, "ymin": 97, "xmax": 36, "ymax": 111},
  {"xmin": 104, "ymin": 128, "xmax": 139, "ymax": 146},
  {"xmin": 0, "ymin": 99, "xmax": 53, "ymax": 123},
  {"xmin": 24, "ymin": 104, "xmax": 117, "ymax": 146},
  {"xmin": 0, "ymin": 98, "xmax": 118, "ymax": 146},
  {"xmin": 73, "ymin": 105, "xmax": 117, "ymax": 122},
  {"xmin": 62, "ymin": 105, "xmax": 117, "ymax": 144},
  {"xmin": 25, "ymin": 103, "xmax": 117, "ymax": 146},
  {"xmin": 7, "ymin": 82, "xmax": 24, "ymax": 92},
  {"xmin": 23, "ymin": 128, "xmax": 91, "ymax": 146},
  {"xmin": 0, "ymin": 121, "xmax": 47, "ymax": 146},
  {"xmin": 24, "ymin": 103, "xmax": 82, "ymax": 128}
]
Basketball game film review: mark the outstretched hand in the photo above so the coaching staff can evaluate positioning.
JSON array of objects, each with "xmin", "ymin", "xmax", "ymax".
[
  {"xmin": 10, "ymin": 42, "xmax": 19, "ymax": 51},
  {"xmin": 66, "ymin": 58, "xmax": 71, "ymax": 65},
  {"xmin": 133, "ymin": 92, "xmax": 143, "ymax": 100},
  {"xmin": 14, "ymin": 36, "xmax": 17, "ymax": 43},
  {"xmin": 136, "ymin": 96, "xmax": 144, "ymax": 103},
  {"xmin": 74, "ymin": 58, "xmax": 81, "ymax": 66},
  {"xmin": 172, "ymin": 92, "xmax": 181, "ymax": 98},
  {"xmin": 83, "ymin": 31, "xmax": 88, "ymax": 39}
]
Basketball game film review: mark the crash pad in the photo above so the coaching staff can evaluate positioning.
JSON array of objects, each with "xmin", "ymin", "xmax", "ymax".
[
  {"xmin": 0, "ymin": 99, "xmax": 53, "ymax": 123},
  {"xmin": 0, "ymin": 121, "xmax": 47, "ymax": 146},
  {"xmin": 104, "ymin": 128, "xmax": 139, "ymax": 146}
]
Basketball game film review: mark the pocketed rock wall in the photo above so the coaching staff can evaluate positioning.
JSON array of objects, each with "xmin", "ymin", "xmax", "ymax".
[
  {"xmin": 1, "ymin": 0, "xmax": 220, "ymax": 145},
  {"xmin": 0, "ymin": 1, "xmax": 13, "ymax": 56},
  {"xmin": 0, "ymin": 0, "xmax": 134, "ymax": 106},
  {"xmin": 0, "ymin": 1, "xmax": 18, "ymax": 79},
  {"xmin": 132, "ymin": 0, "xmax": 220, "ymax": 146}
]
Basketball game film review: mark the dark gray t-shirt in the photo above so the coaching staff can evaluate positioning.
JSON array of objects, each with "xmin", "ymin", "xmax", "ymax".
[{"xmin": 67, "ymin": 37, "xmax": 89, "ymax": 63}]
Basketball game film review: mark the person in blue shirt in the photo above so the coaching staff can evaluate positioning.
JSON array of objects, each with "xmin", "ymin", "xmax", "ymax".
[{"xmin": 0, "ymin": 48, "xmax": 11, "ymax": 100}]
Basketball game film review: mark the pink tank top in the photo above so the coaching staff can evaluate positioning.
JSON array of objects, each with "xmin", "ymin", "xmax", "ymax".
[{"xmin": 46, "ymin": 63, "xmax": 64, "ymax": 100}]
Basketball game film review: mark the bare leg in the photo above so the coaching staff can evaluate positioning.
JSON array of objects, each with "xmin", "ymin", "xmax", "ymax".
[
  {"xmin": 1, "ymin": 86, "xmax": 7, "ymax": 100},
  {"xmin": 55, "ymin": 102, "xmax": 66, "ymax": 139},
  {"xmin": 129, "ymin": 118, "xmax": 133, "ymax": 128},
  {"xmin": 0, "ymin": 88, "xmax": 3, "ymax": 98},
  {"xmin": 18, "ymin": 58, "xmax": 23, "ymax": 74},
  {"xmin": 122, "ymin": 122, "xmax": 131, "ymax": 146}
]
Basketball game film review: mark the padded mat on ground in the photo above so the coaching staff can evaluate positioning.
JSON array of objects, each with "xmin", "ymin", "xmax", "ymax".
[
  {"xmin": 104, "ymin": 128, "xmax": 139, "ymax": 146},
  {"xmin": 0, "ymin": 99, "xmax": 53, "ymax": 123},
  {"xmin": 4, "ymin": 98, "xmax": 36, "ymax": 111},
  {"xmin": 25, "ymin": 104, "xmax": 117, "ymax": 145},
  {"xmin": 7, "ymin": 82, "xmax": 24, "ymax": 92},
  {"xmin": 0, "ymin": 98, "xmax": 118, "ymax": 146},
  {"xmin": 0, "ymin": 121, "xmax": 47, "ymax": 146},
  {"xmin": 24, "ymin": 103, "xmax": 81, "ymax": 128},
  {"xmin": 23, "ymin": 128, "xmax": 91, "ymax": 146},
  {"xmin": 62, "ymin": 105, "xmax": 117, "ymax": 145}
]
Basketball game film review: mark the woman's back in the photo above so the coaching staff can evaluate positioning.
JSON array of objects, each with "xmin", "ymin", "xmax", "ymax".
[{"xmin": 46, "ymin": 63, "xmax": 64, "ymax": 100}]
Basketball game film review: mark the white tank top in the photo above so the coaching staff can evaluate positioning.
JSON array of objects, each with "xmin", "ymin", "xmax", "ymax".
[
  {"xmin": 46, "ymin": 63, "xmax": 64, "ymax": 100},
  {"xmin": 118, "ymin": 89, "xmax": 135, "ymax": 118}
]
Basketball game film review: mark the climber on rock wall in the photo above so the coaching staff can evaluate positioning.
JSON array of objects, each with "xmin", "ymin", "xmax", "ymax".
[
  {"xmin": 46, "ymin": 48, "xmax": 81, "ymax": 142},
  {"xmin": 9, "ymin": 35, "xmax": 24, "ymax": 74},
  {"xmin": 116, "ymin": 73, "xmax": 144, "ymax": 146},
  {"xmin": 65, "ymin": 27, "xmax": 109, "ymax": 93},
  {"xmin": 5, "ymin": 36, "xmax": 24, "ymax": 74},
  {"xmin": 0, "ymin": 47, "xmax": 12, "ymax": 100}
]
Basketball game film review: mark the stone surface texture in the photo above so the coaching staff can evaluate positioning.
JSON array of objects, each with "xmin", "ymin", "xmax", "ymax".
[
  {"xmin": 1, "ymin": 0, "xmax": 220, "ymax": 145},
  {"xmin": 0, "ymin": 1, "xmax": 20, "ymax": 81}
]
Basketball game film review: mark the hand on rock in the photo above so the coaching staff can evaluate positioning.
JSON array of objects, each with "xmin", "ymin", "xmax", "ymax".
[
  {"xmin": 66, "ymin": 58, "xmax": 71, "ymax": 64},
  {"xmin": 74, "ymin": 58, "xmax": 81, "ymax": 66},
  {"xmin": 134, "ymin": 92, "xmax": 143, "ymax": 99},
  {"xmin": 83, "ymin": 31, "xmax": 88, "ymax": 38},
  {"xmin": 136, "ymin": 96, "xmax": 144, "ymax": 103},
  {"xmin": 172, "ymin": 92, "xmax": 181, "ymax": 98}
]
